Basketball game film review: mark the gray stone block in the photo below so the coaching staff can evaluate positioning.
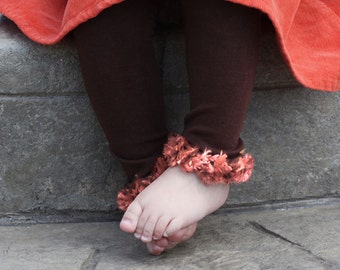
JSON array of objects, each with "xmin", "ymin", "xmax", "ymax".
[
  {"xmin": 230, "ymin": 88, "xmax": 340, "ymax": 204},
  {"xmin": 1, "ymin": 203, "xmax": 339, "ymax": 269},
  {"xmin": 162, "ymin": 28, "xmax": 188, "ymax": 94},
  {"xmin": 255, "ymin": 30, "xmax": 300, "ymax": 89},
  {"xmin": 164, "ymin": 89, "xmax": 340, "ymax": 205},
  {"xmin": 0, "ymin": 96, "xmax": 123, "ymax": 212},
  {"xmin": 0, "ymin": 14, "xmax": 338, "ymax": 214},
  {"xmin": 0, "ymin": 16, "xmax": 84, "ymax": 95}
]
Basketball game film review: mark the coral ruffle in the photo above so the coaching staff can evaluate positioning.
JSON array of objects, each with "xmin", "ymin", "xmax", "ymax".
[
  {"xmin": 163, "ymin": 134, "xmax": 254, "ymax": 185},
  {"xmin": 116, "ymin": 156, "xmax": 168, "ymax": 211},
  {"xmin": 116, "ymin": 134, "xmax": 254, "ymax": 211}
]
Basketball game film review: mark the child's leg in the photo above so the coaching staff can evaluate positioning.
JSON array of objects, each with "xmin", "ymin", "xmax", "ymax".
[
  {"xmin": 73, "ymin": 0, "xmax": 167, "ymax": 181},
  {"xmin": 73, "ymin": 0, "xmax": 197, "ymax": 255},
  {"xmin": 121, "ymin": 0, "xmax": 261, "ymax": 248},
  {"xmin": 183, "ymin": 0, "xmax": 261, "ymax": 156}
]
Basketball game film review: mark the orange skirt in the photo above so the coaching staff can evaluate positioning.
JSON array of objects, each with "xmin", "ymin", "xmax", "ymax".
[{"xmin": 1, "ymin": 0, "xmax": 339, "ymax": 91}]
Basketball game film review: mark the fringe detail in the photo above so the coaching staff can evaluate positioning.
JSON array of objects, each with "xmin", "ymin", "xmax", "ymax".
[
  {"xmin": 116, "ymin": 156, "xmax": 168, "ymax": 211},
  {"xmin": 163, "ymin": 134, "xmax": 254, "ymax": 185},
  {"xmin": 116, "ymin": 134, "xmax": 254, "ymax": 211}
]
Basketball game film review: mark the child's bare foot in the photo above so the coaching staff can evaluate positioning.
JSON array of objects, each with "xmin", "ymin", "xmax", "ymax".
[
  {"xmin": 119, "ymin": 166, "xmax": 229, "ymax": 242},
  {"xmin": 146, "ymin": 223, "xmax": 197, "ymax": 255}
]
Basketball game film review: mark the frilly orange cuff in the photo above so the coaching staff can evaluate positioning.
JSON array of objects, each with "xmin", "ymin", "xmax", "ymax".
[{"xmin": 117, "ymin": 134, "xmax": 254, "ymax": 211}]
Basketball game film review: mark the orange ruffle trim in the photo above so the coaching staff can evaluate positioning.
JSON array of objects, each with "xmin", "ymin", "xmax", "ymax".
[{"xmin": 116, "ymin": 134, "xmax": 254, "ymax": 211}]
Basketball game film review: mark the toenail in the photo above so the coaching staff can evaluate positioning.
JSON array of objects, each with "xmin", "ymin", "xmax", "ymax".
[
  {"xmin": 163, "ymin": 232, "xmax": 168, "ymax": 238},
  {"xmin": 153, "ymin": 236, "xmax": 160, "ymax": 240},
  {"xmin": 120, "ymin": 219, "xmax": 133, "ymax": 229},
  {"xmin": 141, "ymin": 235, "xmax": 150, "ymax": 242},
  {"xmin": 134, "ymin": 233, "xmax": 141, "ymax": 239}
]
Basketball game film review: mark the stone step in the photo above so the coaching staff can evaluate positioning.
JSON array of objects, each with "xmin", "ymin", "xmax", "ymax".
[
  {"xmin": 0, "ymin": 15, "xmax": 339, "ymax": 214},
  {"xmin": 1, "ymin": 201, "xmax": 340, "ymax": 269}
]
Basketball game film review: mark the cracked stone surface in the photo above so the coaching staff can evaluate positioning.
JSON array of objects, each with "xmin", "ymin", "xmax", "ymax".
[{"xmin": 0, "ymin": 202, "xmax": 339, "ymax": 270}]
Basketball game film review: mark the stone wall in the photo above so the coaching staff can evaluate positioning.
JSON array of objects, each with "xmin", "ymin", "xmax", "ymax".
[{"xmin": 0, "ymin": 15, "xmax": 339, "ymax": 214}]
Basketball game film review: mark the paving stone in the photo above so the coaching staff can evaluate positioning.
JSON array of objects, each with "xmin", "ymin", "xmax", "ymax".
[{"xmin": 0, "ymin": 202, "xmax": 339, "ymax": 269}]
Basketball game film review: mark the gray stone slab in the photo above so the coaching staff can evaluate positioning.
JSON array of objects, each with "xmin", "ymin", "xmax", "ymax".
[
  {"xmin": 255, "ymin": 30, "xmax": 300, "ymax": 90},
  {"xmin": 162, "ymin": 27, "xmax": 188, "ymax": 94},
  {"xmin": 165, "ymin": 88, "xmax": 340, "ymax": 205},
  {"xmin": 0, "ymin": 96, "xmax": 122, "ymax": 212},
  {"xmin": 0, "ymin": 16, "xmax": 84, "ymax": 95},
  {"xmin": 1, "ymin": 14, "xmax": 298, "ymax": 97},
  {"xmin": 0, "ymin": 202, "xmax": 339, "ymax": 269},
  {"xmin": 1, "ymin": 14, "xmax": 338, "ymax": 214},
  {"xmin": 1, "ymin": 87, "xmax": 338, "ymax": 213},
  {"xmin": 232, "ymin": 88, "xmax": 340, "ymax": 204}
]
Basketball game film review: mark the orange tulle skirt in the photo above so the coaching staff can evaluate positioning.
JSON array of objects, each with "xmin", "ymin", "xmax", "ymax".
[{"xmin": 1, "ymin": 0, "xmax": 339, "ymax": 91}]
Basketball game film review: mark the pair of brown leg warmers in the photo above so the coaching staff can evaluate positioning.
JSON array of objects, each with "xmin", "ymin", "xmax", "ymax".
[{"xmin": 73, "ymin": 0, "xmax": 261, "ymax": 180}]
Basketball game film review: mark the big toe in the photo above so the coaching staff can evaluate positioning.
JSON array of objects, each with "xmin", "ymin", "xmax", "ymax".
[{"xmin": 120, "ymin": 201, "xmax": 142, "ymax": 233}]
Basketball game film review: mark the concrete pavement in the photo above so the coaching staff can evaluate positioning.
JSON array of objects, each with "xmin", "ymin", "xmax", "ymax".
[{"xmin": 1, "ymin": 198, "xmax": 339, "ymax": 270}]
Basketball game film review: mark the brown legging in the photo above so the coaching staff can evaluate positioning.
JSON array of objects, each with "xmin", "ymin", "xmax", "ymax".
[{"xmin": 73, "ymin": 0, "xmax": 261, "ymax": 181}]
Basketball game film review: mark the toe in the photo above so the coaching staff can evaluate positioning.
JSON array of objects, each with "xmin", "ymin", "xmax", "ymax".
[
  {"xmin": 153, "ymin": 216, "xmax": 171, "ymax": 240},
  {"xmin": 134, "ymin": 211, "xmax": 150, "ymax": 240},
  {"xmin": 167, "ymin": 223, "xmax": 197, "ymax": 243},
  {"xmin": 146, "ymin": 242, "xmax": 165, "ymax": 256},
  {"xmin": 119, "ymin": 201, "xmax": 143, "ymax": 234},
  {"xmin": 153, "ymin": 237, "xmax": 169, "ymax": 248},
  {"xmin": 164, "ymin": 223, "xmax": 198, "ymax": 251},
  {"xmin": 141, "ymin": 215, "xmax": 158, "ymax": 243},
  {"xmin": 163, "ymin": 218, "xmax": 183, "ymax": 237}
]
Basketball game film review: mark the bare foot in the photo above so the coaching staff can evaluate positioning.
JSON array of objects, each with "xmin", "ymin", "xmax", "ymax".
[
  {"xmin": 119, "ymin": 166, "xmax": 229, "ymax": 242},
  {"xmin": 146, "ymin": 223, "xmax": 197, "ymax": 255}
]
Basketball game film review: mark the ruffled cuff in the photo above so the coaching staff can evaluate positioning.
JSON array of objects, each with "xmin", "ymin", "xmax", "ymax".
[
  {"xmin": 163, "ymin": 134, "xmax": 254, "ymax": 185},
  {"xmin": 116, "ymin": 134, "xmax": 254, "ymax": 211},
  {"xmin": 116, "ymin": 156, "xmax": 168, "ymax": 211}
]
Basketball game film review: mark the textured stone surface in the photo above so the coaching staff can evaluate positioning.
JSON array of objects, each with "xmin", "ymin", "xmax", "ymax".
[
  {"xmin": 0, "ymin": 15, "xmax": 339, "ymax": 213},
  {"xmin": 0, "ymin": 16, "xmax": 84, "ymax": 95},
  {"xmin": 165, "ymin": 89, "xmax": 340, "ymax": 205},
  {"xmin": 230, "ymin": 88, "xmax": 340, "ymax": 204},
  {"xmin": 0, "ymin": 202, "xmax": 339, "ymax": 269},
  {"xmin": 0, "ymin": 96, "xmax": 122, "ymax": 212}
]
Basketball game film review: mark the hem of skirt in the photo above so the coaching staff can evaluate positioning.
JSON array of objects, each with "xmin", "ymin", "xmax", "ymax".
[{"xmin": 0, "ymin": 0, "xmax": 124, "ymax": 45}]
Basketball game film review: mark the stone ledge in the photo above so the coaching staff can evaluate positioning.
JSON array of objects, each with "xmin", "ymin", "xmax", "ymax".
[
  {"xmin": 0, "ymin": 15, "xmax": 298, "ymax": 96},
  {"xmin": 0, "ymin": 96, "xmax": 122, "ymax": 212},
  {"xmin": 1, "ymin": 89, "xmax": 339, "ymax": 213},
  {"xmin": 1, "ymin": 15, "xmax": 338, "ymax": 213},
  {"xmin": 0, "ymin": 16, "xmax": 84, "ymax": 95},
  {"xmin": 0, "ymin": 203, "xmax": 339, "ymax": 269},
  {"xmin": 165, "ymin": 89, "xmax": 340, "ymax": 205}
]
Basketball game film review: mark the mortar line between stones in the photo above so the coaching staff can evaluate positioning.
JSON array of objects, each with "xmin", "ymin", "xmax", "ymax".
[
  {"xmin": 248, "ymin": 221, "xmax": 303, "ymax": 247},
  {"xmin": 248, "ymin": 221, "xmax": 336, "ymax": 268},
  {"xmin": 80, "ymin": 248, "xmax": 101, "ymax": 270},
  {"xmin": 1, "ymin": 197, "xmax": 339, "ymax": 226},
  {"xmin": 0, "ymin": 92, "xmax": 88, "ymax": 98}
]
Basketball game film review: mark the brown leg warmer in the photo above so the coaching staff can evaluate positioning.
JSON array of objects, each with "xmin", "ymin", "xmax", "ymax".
[
  {"xmin": 183, "ymin": 0, "xmax": 261, "ymax": 157},
  {"xmin": 74, "ymin": 0, "xmax": 261, "ymax": 181},
  {"xmin": 73, "ymin": 0, "xmax": 167, "ymax": 180}
]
